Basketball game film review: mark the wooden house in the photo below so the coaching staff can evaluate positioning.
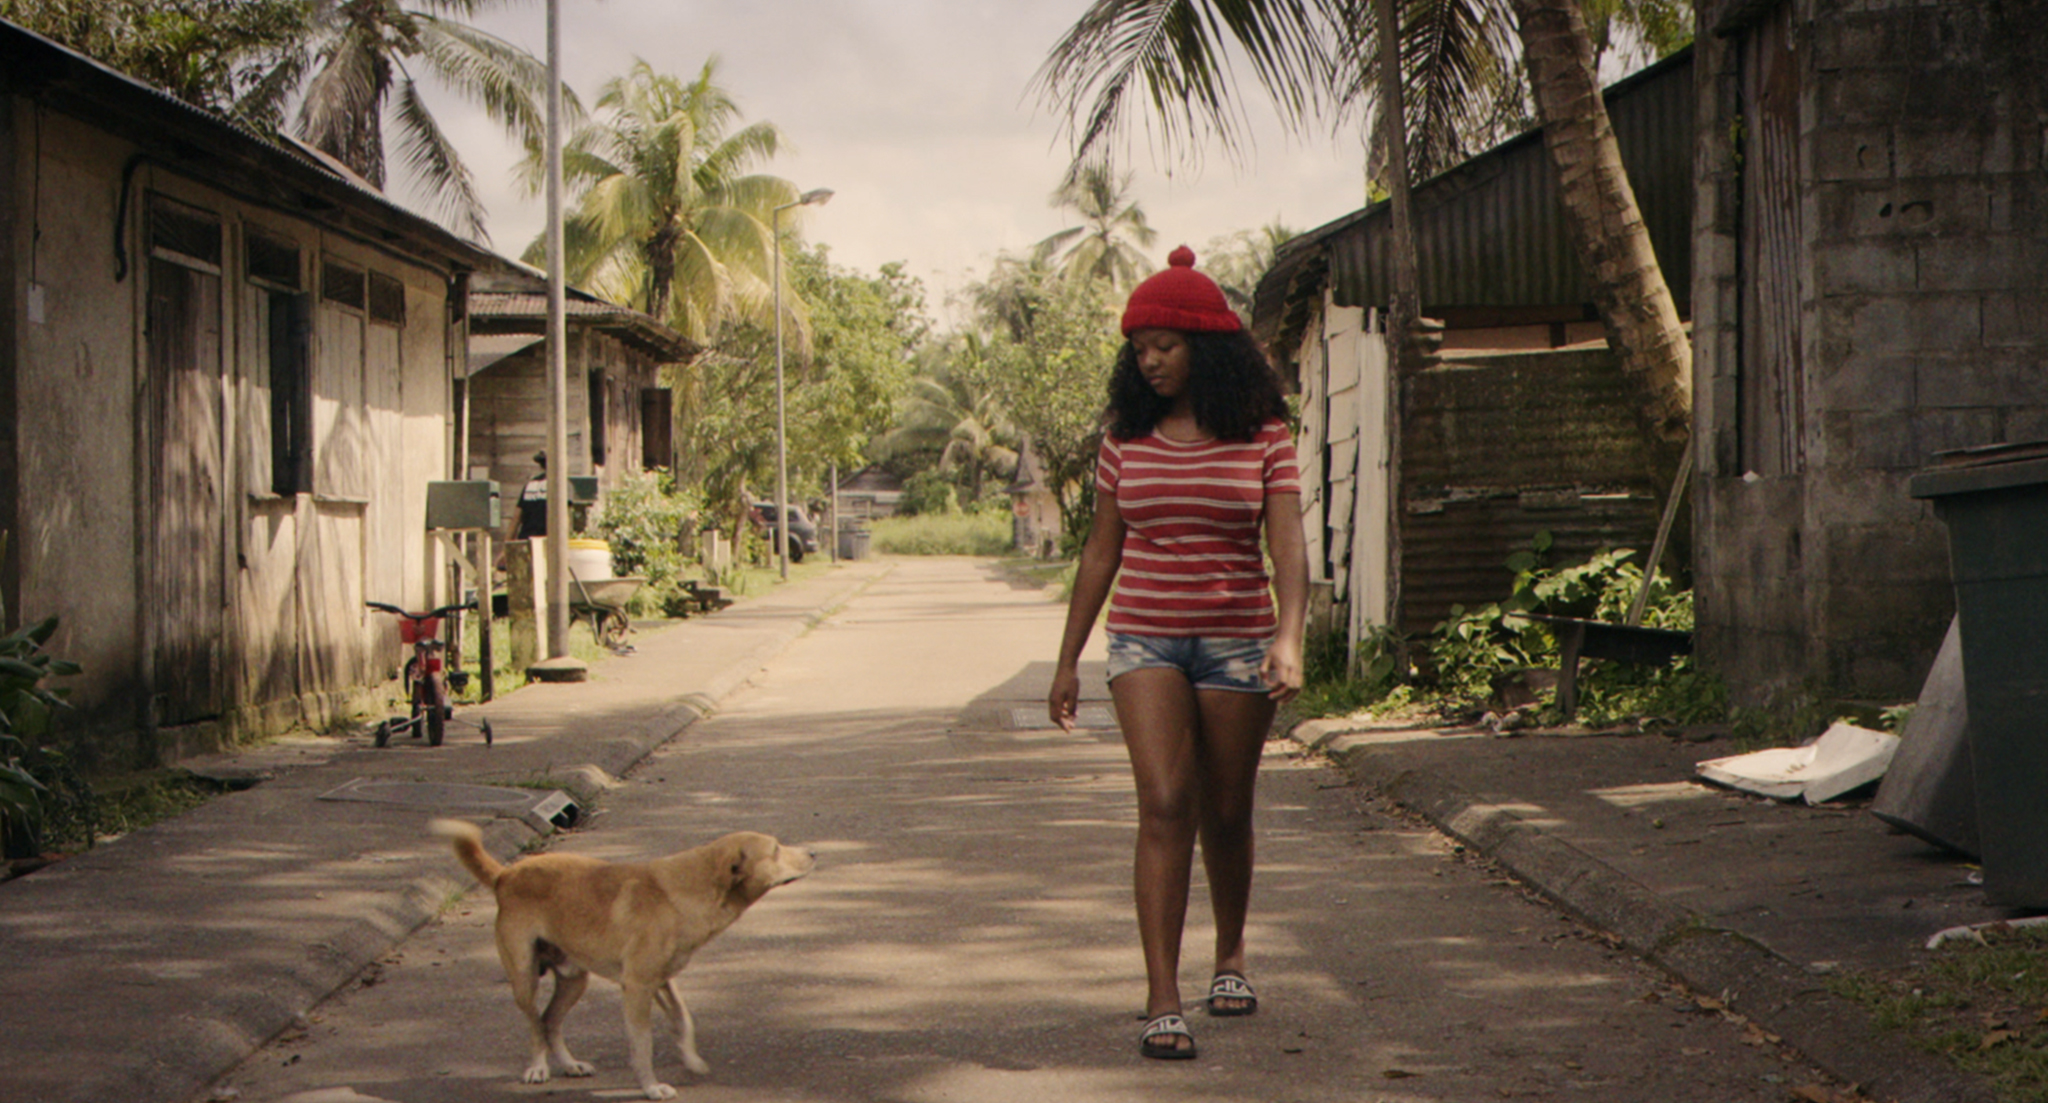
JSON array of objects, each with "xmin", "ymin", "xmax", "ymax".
[
  {"xmin": 0, "ymin": 19, "xmax": 511, "ymax": 768},
  {"xmin": 463, "ymin": 268, "xmax": 695, "ymax": 541}
]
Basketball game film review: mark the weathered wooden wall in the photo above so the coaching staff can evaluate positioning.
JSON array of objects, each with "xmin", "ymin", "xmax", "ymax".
[
  {"xmin": 5, "ymin": 101, "xmax": 456, "ymax": 768},
  {"xmin": 465, "ymin": 326, "xmax": 666, "ymax": 540}
]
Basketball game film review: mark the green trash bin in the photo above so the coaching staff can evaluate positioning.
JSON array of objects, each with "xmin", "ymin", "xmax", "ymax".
[{"xmin": 1910, "ymin": 440, "xmax": 2048, "ymax": 906}]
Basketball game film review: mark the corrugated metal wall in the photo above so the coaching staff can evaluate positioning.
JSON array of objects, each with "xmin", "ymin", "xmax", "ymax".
[{"xmin": 1398, "ymin": 345, "xmax": 1661, "ymax": 635}]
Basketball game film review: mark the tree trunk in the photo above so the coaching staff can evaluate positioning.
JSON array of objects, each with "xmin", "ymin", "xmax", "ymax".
[
  {"xmin": 1375, "ymin": 0, "xmax": 1422, "ymax": 356},
  {"xmin": 1509, "ymin": 0, "xmax": 1692, "ymax": 489},
  {"xmin": 645, "ymin": 226, "xmax": 679, "ymax": 327},
  {"xmin": 1373, "ymin": 0, "xmax": 1420, "ymax": 670}
]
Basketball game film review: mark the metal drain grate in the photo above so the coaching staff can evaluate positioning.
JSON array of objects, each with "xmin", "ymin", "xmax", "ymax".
[
  {"xmin": 1009, "ymin": 705, "xmax": 1115, "ymax": 731},
  {"xmin": 318, "ymin": 777, "xmax": 579, "ymax": 834}
]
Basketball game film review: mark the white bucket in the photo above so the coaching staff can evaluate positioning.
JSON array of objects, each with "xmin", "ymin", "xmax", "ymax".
[{"xmin": 566, "ymin": 538, "xmax": 614, "ymax": 581}]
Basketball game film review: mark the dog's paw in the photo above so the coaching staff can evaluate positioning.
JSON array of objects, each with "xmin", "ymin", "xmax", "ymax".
[
  {"xmin": 683, "ymin": 1052, "xmax": 711, "ymax": 1076},
  {"xmin": 640, "ymin": 1082, "xmax": 677, "ymax": 1100},
  {"xmin": 560, "ymin": 1058, "xmax": 596, "ymax": 1077},
  {"xmin": 521, "ymin": 1063, "xmax": 552, "ymax": 1085}
]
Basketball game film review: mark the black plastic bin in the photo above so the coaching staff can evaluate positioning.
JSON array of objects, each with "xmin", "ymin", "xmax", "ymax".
[{"xmin": 1910, "ymin": 441, "xmax": 2048, "ymax": 906}]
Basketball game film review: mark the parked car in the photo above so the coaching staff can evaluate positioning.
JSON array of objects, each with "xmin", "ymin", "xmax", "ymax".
[{"xmin": 749, "ymin": 501, "xmax": 820, "ymax": 562}]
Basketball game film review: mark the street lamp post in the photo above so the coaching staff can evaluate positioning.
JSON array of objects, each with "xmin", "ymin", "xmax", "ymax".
[
  {"xmin": 772, "ymin": 187, "xmax": 833, "ymax": 580},
  {"xmin": 543, "ymin": 0, "xmax": 570, "ymax": 659}
]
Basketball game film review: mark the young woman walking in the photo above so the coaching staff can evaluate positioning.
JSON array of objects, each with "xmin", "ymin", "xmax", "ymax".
[{"xmin": 1048, "ymin": 246, "xmax": 1309, "ymax": 1061}]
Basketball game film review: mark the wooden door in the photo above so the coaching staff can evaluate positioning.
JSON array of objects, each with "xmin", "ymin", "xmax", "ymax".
[{"xmin": 146, "ymin": 247, "xmax": 226, "ymax": 724}]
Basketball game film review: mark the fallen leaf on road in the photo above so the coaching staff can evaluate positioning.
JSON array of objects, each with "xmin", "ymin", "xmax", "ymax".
[
  {"xmin": 1382, "ymin": 1068, "xmax": 1419, "ymax": 1079},
  {"xmin": 1980, "ymin": 1029, "xmax": 2016, "ymax": 1051}
]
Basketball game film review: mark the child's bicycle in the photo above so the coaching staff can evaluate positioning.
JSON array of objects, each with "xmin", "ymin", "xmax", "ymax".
[{"xmin": 365, "ymin": 599, "xmax": 492, "ymax": 748}]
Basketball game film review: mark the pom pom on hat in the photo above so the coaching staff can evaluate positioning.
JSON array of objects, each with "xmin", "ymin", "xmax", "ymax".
[{"xmin": 1120, "ymin": 245, "xmax": 1242, "ymax": 336}]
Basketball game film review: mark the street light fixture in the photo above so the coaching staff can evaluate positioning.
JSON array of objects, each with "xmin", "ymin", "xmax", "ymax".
[{"xmin": 772, "ymin": 186, "xmax": 833, "ymax": 580}]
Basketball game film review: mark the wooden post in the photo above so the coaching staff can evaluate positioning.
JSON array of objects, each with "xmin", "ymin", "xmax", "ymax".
[{"xmin": 477, "ymin": 530, "xmax": 495, "ymax": 701}]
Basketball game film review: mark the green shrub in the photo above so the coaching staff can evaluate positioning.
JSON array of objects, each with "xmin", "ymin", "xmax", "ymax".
[
  {"xmin": 899, "ymin": 469, "xmax": 961, "ymax": 516},
  {"xmin": 1295, "ymin": 624, "xmax": 1406, "ymax": 719},
  {"xmin": 0, "ymin": 614, "xmax": 87, "ymax": 858},
  {"xmin": 592, "ymin": 471, "xmax": 703, "ymax": 616},
  {"xmin": 870, "ymin": 512, "xmax": 1012, "ymax": 555}
]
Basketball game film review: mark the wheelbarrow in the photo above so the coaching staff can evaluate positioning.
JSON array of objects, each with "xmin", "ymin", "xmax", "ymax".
[{"xmin": 569, "ymin": 572, "xmax": 644, "ymax": 652}]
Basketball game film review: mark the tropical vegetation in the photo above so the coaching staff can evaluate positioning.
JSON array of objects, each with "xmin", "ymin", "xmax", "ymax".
[
  {"xmin": 0, "ymin": 0, "xmax": 308, "ymax": 115},
  {"xmin": 673, "ymin": 242, "xmax": 927, "ymax": 540},
  {"xmin": 530, "ymin": 56, "xmax": 810, "ymax": 345}
]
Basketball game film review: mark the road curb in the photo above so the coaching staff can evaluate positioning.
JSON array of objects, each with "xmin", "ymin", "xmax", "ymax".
[{"xmin": 1299, "ymin": 726, "xmax": 1996, "ymax": 1103}]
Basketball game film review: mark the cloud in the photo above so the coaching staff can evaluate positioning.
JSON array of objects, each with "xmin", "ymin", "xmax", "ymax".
[{"xmin": 423, "ymin": 0, "xmax": 1364, "ymax": 303}]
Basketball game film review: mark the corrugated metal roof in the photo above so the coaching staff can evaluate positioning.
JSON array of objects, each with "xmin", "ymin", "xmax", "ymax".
[
  {"xmin": 468, "ymin": 293, "xmax": 697, "ymax": 363},
  {"xmin": 1254, "ymin": 48, "xmax": 1694, "ymax": 364},
  {"xmin": 471, "ymin": 292, "xmax": 646, "ymax": 319}
]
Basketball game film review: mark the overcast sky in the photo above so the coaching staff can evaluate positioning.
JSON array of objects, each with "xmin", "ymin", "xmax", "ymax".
[{"xmin": 432, "ymin": 0, "xmax": 1370, "ymax": 316}]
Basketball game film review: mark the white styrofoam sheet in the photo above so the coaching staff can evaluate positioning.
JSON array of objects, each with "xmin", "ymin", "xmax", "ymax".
[{"xmin": 1696, "ymin": 722, "xmax": 1900, "ymax": 804}]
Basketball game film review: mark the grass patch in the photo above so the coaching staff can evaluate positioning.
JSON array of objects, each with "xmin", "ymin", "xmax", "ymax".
[
  {"xmin": 719, "ymin": 556, "xmax": 832, "ymax": 597},
  {"xmin": 91, "ymin": 771, "xmax": 224, "ymax": 839},
  {"xmin": 1832, "ymin": 923, "xmax": 2048, "ymax": 1100},
  {"xmin": 10, "ymin": 767, "xmax": 234, "ymax": 858},
  {"xmin": 450, "ymin": 614, "xmax": 613, "ymax": 701},
  {"xmin": 869, "ymin": 513, "xmax": 1012, "ymax": 556}
]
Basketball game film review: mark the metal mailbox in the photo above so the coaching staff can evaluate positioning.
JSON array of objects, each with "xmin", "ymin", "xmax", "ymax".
[{"xmin": 425, "ymin": 480, "xmax": 500, "ymax": 530}]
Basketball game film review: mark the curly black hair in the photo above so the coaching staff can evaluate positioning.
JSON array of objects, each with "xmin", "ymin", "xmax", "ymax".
[{"xmin": 1105, "ymin": 329, "xmax": 1291, "ymax": 442}]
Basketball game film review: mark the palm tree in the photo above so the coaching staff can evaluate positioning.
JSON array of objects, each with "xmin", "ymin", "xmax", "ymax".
[
  {"xmin": 528, "ymin": 56, "xmax": 806, "ymax": 346},
  {"xmin": 1037, "ymin": 0, "xmax": 1694, "ymax": 486},
  {"xmin": 1031, "ymin": 163, "xmax": 1159, "ymax": 291},
  {"xmin": 255, "ymin": 0, "xmax": 555, "ymax": 242},
  {"xmin": 872, "ymin": 337, "xmax": 1019, "ymax": 500},
  {"xmin": 1200, "ymin": 222, "xmax": 1299, "ymax": 318}
]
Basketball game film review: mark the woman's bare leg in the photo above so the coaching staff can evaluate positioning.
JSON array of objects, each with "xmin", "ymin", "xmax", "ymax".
[
  {"xmin": 1194, "ymin": 687, "xmax": 1274, "ymax": 1008},
  {"xmin": 1110, "ymin": 667, "xmax": 1202, "ymax": 1045}
]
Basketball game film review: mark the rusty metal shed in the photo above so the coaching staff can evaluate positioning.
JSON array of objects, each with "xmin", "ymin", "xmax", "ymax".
[
  {"xmin": 1262, "ymin": 48, "xmax": 1695, "ymax": 646},
  {"xmin": 1253, "ymin": 46, "xmax": 1693, "ymax": 370}
]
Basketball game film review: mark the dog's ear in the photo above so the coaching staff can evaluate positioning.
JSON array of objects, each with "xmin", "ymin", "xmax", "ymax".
[{"xmin": 719, "ymin": 838, "xmax": 753, "ymax": 894}]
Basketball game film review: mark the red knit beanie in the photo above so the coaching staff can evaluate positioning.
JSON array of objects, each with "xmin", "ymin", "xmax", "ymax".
[{"xmin": 1120, "ymin": 245, "xmax": 1242, "ymax": 336}]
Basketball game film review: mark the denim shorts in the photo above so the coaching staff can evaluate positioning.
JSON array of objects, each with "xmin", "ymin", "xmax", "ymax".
[{"xmin": 1105, "ymin": 632, "xmax": 1271, "ymax": 693}]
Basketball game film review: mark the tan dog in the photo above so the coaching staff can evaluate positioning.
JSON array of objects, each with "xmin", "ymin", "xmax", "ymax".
[{"xmin": 430, "ymin": 818, "xmax": 815, "ymax": 1100}]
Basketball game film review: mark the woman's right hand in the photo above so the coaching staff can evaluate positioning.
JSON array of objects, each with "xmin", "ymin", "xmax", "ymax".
[{"xmin": 1048, "ymin": 666, "xmax": 1082, "ymax": 731}]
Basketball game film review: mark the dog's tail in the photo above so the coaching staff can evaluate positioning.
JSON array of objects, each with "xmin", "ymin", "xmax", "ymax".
[{"xmin": 428, "ymin": 818, "xmax": 503, "ymax": 889}]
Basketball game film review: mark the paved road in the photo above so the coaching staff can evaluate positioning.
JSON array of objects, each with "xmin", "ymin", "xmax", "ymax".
[{"xmin": 211, "ymin": 558, "xmax": 1837, "ymax": 1103}]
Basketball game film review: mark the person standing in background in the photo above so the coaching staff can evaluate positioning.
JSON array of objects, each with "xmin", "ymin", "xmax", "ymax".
[{"xmin": 514, "ymin": 451, "xmax": 549, "ymax": 540}]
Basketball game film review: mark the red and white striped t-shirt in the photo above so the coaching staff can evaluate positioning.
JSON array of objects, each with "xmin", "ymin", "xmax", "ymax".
[{"xmin": 1097, "ymin": 418, "xmax": 1301, "ymax": 638}]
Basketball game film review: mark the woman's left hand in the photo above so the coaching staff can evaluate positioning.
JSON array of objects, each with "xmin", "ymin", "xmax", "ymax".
[{"xmin": 1262, "ymin": 638, "xmax": 1303, "ymax": 703}]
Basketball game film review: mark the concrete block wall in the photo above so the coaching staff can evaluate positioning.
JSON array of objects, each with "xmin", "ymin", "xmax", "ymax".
[{"xmin": 1694, "ymin": 0, "xmax": 2048, "ymax": 707}]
